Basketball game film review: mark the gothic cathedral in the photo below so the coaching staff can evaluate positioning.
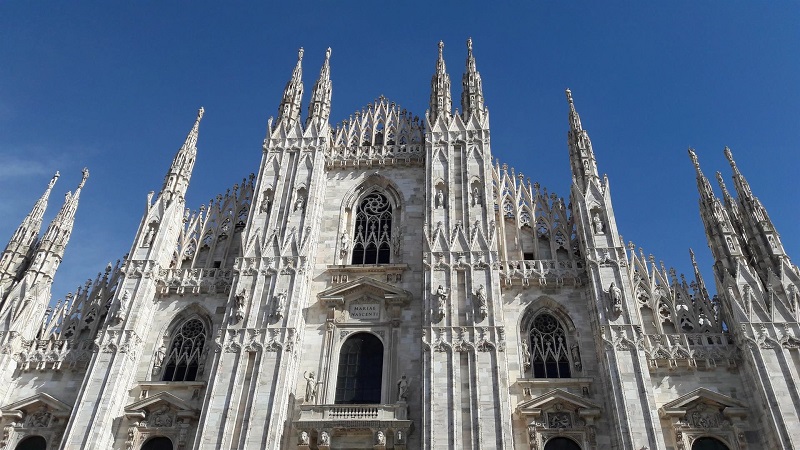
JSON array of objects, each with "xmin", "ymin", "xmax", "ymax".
[{"xmin": 0, "ymin": 40, "xmax": 797, "ymax": 450}]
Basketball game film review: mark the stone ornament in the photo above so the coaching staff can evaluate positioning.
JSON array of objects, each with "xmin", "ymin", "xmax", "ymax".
[
  {"xmin": 397, "ymin": 374, "xmax": 409, "ymax": 402},
  {"xmin": 299, "ymin": 430, "xmax": 309, "ymax": 445},
  {"xmin": 608, "ymin": 282, "xmax": 623, "ymax": 314},
  {"xmin": 376, "ymin": 430, "xmax": 386, "ymax": 446},
  {"xmin": 475, "ymin": 284, "xmax": 488, "ymax": 320},
  {"xmin": 592, "ymin": 212, "xmax": 604, "ymax": 234},
  {"xmin": 435, "ymin": 285, "xmax": 448, "ymax": 321},
  {"xmin": 304, "ymin": 371, "xmax": 318, "ymax": 403}
]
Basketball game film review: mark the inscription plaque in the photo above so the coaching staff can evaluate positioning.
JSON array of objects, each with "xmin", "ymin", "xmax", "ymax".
[{"xmin": 349, "ymin": 303, "xmax": 380, "ymax": 320}]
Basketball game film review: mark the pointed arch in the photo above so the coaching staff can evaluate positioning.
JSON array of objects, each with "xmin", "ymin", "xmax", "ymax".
[
  {"xmin": 153, "ymin": 304, "xmax": 212, "ymax": 382},
  {"xmin": 520, "ymin": 297, "xmax": 577, "ymax": 379}
]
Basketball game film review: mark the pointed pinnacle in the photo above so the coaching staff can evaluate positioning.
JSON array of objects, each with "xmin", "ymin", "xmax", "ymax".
[
  {"xmin": 49, "ymin": 171, "xmax": 60, "ymax": 189},
  {"xmin": 688, "ymin": 147, "xmax": 700, "ymax": 170}
]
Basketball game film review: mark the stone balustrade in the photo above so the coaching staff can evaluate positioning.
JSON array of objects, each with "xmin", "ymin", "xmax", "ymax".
[{"xmin": 499, "ymin": 259, "xmax": 584, "ymax": 287}]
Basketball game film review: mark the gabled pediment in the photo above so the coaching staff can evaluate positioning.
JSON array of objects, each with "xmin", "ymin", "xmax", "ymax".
[
  {"xmin": 1, "ymin": 393, "xmax": 71, "ymax": 418},
  {"xmin": 660, "ymin": 388, "xmax": 747, "ymax": 420},
  {"xmin": 318, "ymin": 276, "xmax": 412, "ymax": 306},
  {"xmin": 124, "ymin": 392, "xmax": 198, "ymax": 421},
  {"xmin": 517, "ymin": 389, "xmax": 601, "ymax": 418}
]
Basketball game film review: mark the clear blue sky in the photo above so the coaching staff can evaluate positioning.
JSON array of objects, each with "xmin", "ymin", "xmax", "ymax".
[{"xmin": 0, "ymin": 2, "xmax": 798, "ymax": 300}]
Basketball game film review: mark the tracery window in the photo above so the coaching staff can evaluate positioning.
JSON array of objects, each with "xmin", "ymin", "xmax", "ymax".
[
  {"xmin": 335, "ymin": 333, "xmax": 384, "ymax": 404},
  {"xmin": 351, "ymin": 193, "xmax": 392, "ymax": 265},
  {"xmin": 529, "ymin": 313, "xmax": 571, "ymax": 378},
  {"xmin": 161, "ymin": 318, "xmax": 207, "ymax": 382}
]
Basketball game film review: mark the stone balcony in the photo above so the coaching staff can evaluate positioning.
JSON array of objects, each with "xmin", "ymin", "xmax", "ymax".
[{"xmin": 294, "ymin": 403, "xmax": 413, "ymax": 449}]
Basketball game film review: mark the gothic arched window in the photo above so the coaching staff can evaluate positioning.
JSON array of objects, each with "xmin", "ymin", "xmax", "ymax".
[
  {"xmin": 335, "ymin": 333, "xmax": 384, "ymax": 404},
  {"xmin": 351, "ymin": 193, "xmax": 392, "ymax": 265},
  {"xmin": 529, "ymin": 313, "xmax": 571, "ymax": 378},
  {"xmin": 162, "ymin": 318, "xmax": 207, "ymax": 382}
]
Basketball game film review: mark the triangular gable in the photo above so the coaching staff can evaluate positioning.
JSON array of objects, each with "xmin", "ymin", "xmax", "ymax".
[
  {"xmin": 517, "ymin": 389, "xmax": 601, "ymax": 418},
  {"xmin": 660, "ymin": 387, "xmax": 747, "ymax": 419},
  {"xmin": 1, "ymin": 393, "xmax": 71, "ymax": 417},
  {"xmin": 318, "ymin": 276, "xmax": 412, "ymax": 305},
  {"xmin": 124, "ymin": 392, "xmax": 198, "ymax": 420}
]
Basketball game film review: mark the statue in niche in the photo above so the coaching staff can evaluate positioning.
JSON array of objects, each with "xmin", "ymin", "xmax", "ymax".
[
  {"xmin": 152, "ymin": 344, "xmax": 167, "ymax": 375},
  {"xmin": 299, "ymin": 431, "xmax": 310, "ymax": 445},
  {"xmin": 521, "ymin": 340, "xmax": 531, "ymax": 370},
  {"xmin": 397, "ymin": 374, "xmax": 410, "ymax": 402},
  {"xmin": 303, "ymin": 371, "xmax": 318, "ymax": 403},
  {"xmin": 232, "ymin": 290, "xmax": 245, "ymax": 324},
  {"xmin": 396, "ymin": 430, "xmax": 404, "ymax": 442},
  {"xmin": 376, "ymin": 430, "xmax": 386, "ymax": 446},
  {"xmin": 339, "ymin": 233, "xmax": 349, "ymax": 261},
  {"xmin": 294, "ymin": 194, "xmax": 305, "ymax": 213},
  {"xmin": 726, "ymin": 236, "xmax": 736, "ymax": 251},
  {"xmin": 272, "ymin": 292, "xmax": 286, "ymax": 319},
  {"xmin": 608, "ymin": 282, "xmax": 623, "ymax": 314},
  {"xmin": 435, "ymin": 285, "xmax": 448, "ymax": 319},
  {"xmin": 259, "ymin": 191, "xmax": 272, "ymax": 214},
  {"xmin": 592, "ymin": 212, "xmax": 604, "ymax": 234},
  {"xmin": 142, "ymin": 222, "xmax": 157, "ymax": 247},
  {"xmin": 435, "ymin": 188, "xmax": 445, "ymax": 208},
  {"xmin": 471, "ymin": 185, "xmax": 481, "ymax": 206},
  {"xmin": 475, "ymin": 284, "xmax": 488, "ymax": 318},
  {"xmin": 571, "ymin": 343, "xmax": 582, "ymax": 371},
  {"xmin": 319, "ymin": 431, "xmax": 330, "ymax": 446}
]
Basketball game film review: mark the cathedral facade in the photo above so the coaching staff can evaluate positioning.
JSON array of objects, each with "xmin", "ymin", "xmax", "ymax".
[{"xmin": 0, "ymin": 40, "xmax": 798, "ymax": 450}]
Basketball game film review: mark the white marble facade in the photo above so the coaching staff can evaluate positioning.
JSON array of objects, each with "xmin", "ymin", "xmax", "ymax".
[{"xmin": 0, "ymin": 41, "xmax": 797, "ymax": 450}]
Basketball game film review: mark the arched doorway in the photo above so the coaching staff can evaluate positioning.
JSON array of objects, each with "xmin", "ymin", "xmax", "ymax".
[
  {"xmin": 335, "ymin": 332, "xmax": 384, "ymax": 404},
  {"xmin": 15, "ymin": 436, "xmax": 46, "ymax": 450},
  {"xmin": 141, "ymin": 436, "xmax": 174, "ymax": 450},
  {"xmin": 692, "ymin": 437, "xmax": 729, "ymax": 450},
  {"xmin": 544, "ymin": 436, "xmax": 581, "ymax": 450}
]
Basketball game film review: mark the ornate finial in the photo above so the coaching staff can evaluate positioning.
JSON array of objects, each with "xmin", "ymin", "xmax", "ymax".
[
  {"xmin": 78, "ymin": 168, "xmax": 89, "ymax": 189},
  {"xmin": 438, "ymin": 40, "xmax": 444, "ymax": 55},
  {"xmin": 467, "ymin": 37, "xmax": 473, "ymax": 52},
  {"xmin": 298, "ymin": 47, "xmax": 304, "ymax": 61},
  {"xmin": 49, "ymin": 171, "xmax": 60, "ymax": 189},
  {"xmin": 724, "ymin": 146, "xmax": 733, "ymax": 164},
  {"xmin": 197, "ymin": 107, "xmax": 205, "ymax": 121},
  {"xmin": 565, "ymin": 88, "xmax": 573, "ymax": 104},
  {"xmin": 325, "ymin": 47, "xmax": 331, "ymax": 60},
  {"xmin": 688, "ymin": 147, "xmax": 699, "ymax": 169}
]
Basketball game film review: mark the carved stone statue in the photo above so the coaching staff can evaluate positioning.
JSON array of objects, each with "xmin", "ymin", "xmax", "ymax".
[
  {"xmin": 272, "ymin": 292, "xmax": 286, "ymax": 319},
  {"xmin": 376, "ymin": 430, "xmax": 386, "ymax": 446},
  {"xmin": 571, "ymin": 343, "xmax": 582, "ymax": 371},
  {"xmin": 475, "ymin": 284, "xmax": 487, "ymax": 308},
  {"xmin": 608, "ymin": 282, "xmax": 623, "ymax": 314},
  {"xmin": 592, "ymin": 212, "xmax": 604, "ymax": 234},
  {"xmin": 299, "ymin": 431, "xmax": 309, "ymax": 445},
  {"xmin": 152, "ymin": 344, "xmax": 167, "ymax": 375},
  {"xmin": 521, "ymin": 340, "xmax": 531, "ymax": 370},
  {"xmin": 435, "ymin": 189, "xmax": 445, "ymax": 208},
  {"xmin": 339, "ymin": 233, "xmax": 349, "ymax": 261},
  {"xmin": 397, "ymin": 374, "xmax": 409, "ymax": 402},
  {"xmin": 435, "ymin": 285, "xmax": 448, "ymax": 319},
  {"xmin": 304, "ymin": 371, "xmax": 317, "ymax": 403},
  {"xmin": 294, "ymin": 195, "xmax": 305, "ymax": 213},
  {"xmin": 28, "ymin": 405, "xmax": 50, "ymax": 428},
  {"xmin": 319, "ymin": 431, "xmax": 330, "ymax": 446},
  {"xmin": 471, "ymin": 185, "xmax": 481, "ymax": 206}
]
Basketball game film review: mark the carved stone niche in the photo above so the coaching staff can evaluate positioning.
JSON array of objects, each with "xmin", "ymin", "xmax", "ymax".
[
  {"xmin": 516, "ymin": 389, "xmax": 601, "ymax": 450},
  {"xmin": 0, "ymin": 393, "xmax": 71, "ymax": 450},
  {"xmin": 123, "ymin": 392, "xmax": 199, "ymax": 450},
  {"xmin": 318, "ymin": 276, "xmax": 412, "ymax": 326},
  {"xmin": 659, "ymin": 388, "xmax": 748, "ymax": 450}
]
